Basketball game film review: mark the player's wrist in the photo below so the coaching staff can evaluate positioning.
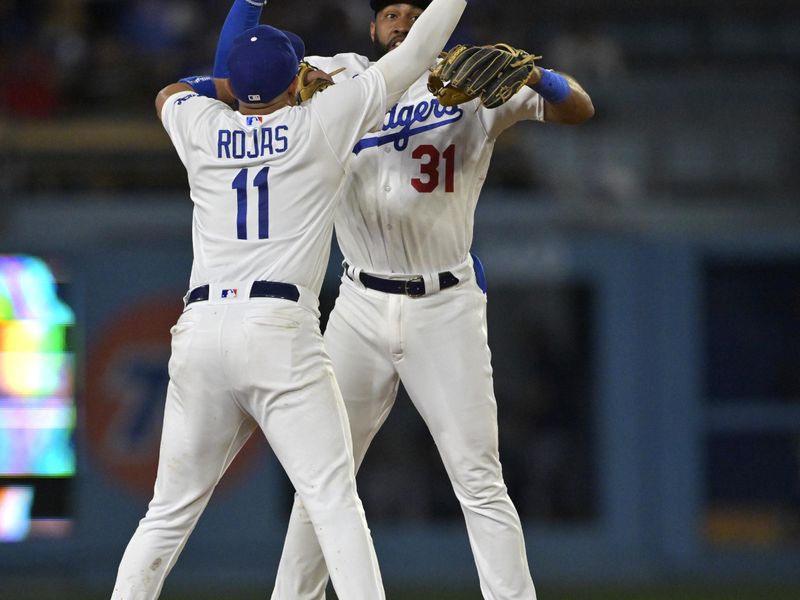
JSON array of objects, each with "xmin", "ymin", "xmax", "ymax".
[
  {"xmin": 179, "ymin": 75, "xmax": 218, "ymax": 99},
  {"xmin": 531, "ymin": 68, "xmax": 570, "ymax": 104}
]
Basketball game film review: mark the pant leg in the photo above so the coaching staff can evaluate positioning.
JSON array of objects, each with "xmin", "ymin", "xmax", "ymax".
[
  {"xmin": 397, "ymin": 283, "xmax": 537, "ymax": 600},
  {"xmin": 271, "ymin": 282, "xmax": 399, "ymax": 600},
  {"xmin": 111, "ymin": 307, "xmax": 256, "ymax": 600}
]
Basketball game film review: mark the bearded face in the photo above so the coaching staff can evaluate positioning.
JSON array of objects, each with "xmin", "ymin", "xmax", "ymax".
[{"xmin": 370, "ymin": 3, "xmax": 424, "ymax": 58}]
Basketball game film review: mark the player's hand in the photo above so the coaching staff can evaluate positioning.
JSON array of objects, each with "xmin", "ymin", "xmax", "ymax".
[
  {"xmin": 306, "ymin": 70, "xmax": 334, "ymax": 87},
  {"xmin": 295, "ymin": 62, "xmax": 345, "ymax": 104}
]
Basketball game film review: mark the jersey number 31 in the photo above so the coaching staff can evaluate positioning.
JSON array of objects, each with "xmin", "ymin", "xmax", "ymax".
[{"xmin": 411, "ymin": 144, "xmax": 455, "ymax": 193}]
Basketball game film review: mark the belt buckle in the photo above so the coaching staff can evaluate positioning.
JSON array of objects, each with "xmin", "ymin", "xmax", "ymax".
[{"xmin": 404, "ymin": 276, "xmax": 425, "ymax": 297}]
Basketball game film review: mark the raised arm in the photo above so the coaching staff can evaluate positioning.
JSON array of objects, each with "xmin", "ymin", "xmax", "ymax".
[
  {"xmin": 213, "ymin": 0, "xmax": 266, "ymax": 77},
  {"xmin": 374, "ymin": 0, "xmax": 467, "ymax": 106},
  {"xmin": 155, "ymin": 0, "xmax": 265, "ymax": 118},
  {"xmin": 528, "ymin": 67, "xmax": 594, "ymax": 124},
  {"xmin": 155, "ymin": 78, "xmax": 232, "ymax": 119}
]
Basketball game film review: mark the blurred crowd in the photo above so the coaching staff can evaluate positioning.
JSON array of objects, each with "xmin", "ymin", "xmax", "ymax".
[
  {"xmin": 1, "ymin": 0, "xmax": 798, "ymax": 203},
  {"xmin": 0, "ymin": 0, "xmax": 627, "ymax": 119},
  {"xmin": 0, "ymin": 0, "xmax": 374, "ymax": 118},
  {"xmin": 3, "ymin": 0, "xmax": 798, "ymax": 119}
]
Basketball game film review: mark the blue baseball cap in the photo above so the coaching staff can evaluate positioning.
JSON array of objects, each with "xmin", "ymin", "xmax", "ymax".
[
  {"xmin": 227, "ymin": 25, "xmax": 299, "ymax": 104},
  {"xmin": 282, "ymin": 30, "xmax": 305, "ymax": 62}
]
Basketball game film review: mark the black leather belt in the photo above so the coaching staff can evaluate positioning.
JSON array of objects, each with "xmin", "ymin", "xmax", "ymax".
[
  {"xmin": 345, "ymin": 263, "xmax": 459, "ymax": 298},
  {"xmin": 186, "ymin": 281, "xmax": 300, "ymax": 305}
]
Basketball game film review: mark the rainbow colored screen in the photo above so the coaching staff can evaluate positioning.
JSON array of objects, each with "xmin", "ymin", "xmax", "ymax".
[{"xmin": 0, "ymin": 255, "xmax": 75, "ymax": 542}]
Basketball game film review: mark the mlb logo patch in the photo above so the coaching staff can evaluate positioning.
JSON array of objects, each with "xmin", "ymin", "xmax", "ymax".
[
  {"xmin": 221, "ymin": 288, "xmax": 238, "ymax": 299},
  {"xmin": 246, "ymin": 116, "xmax": 264, "ymax": 126}
]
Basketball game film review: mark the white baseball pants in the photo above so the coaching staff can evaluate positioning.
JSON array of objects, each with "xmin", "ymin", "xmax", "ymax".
[
  {"xmin": 271, "ymin": 262, "xmax": 536, "ymax": 599},
  {"xmin": 111, "ymin": 293, "xmax": 384, "ymax": 599}
]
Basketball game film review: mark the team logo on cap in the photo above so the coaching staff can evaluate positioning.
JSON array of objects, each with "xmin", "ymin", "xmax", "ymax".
[{"xmin": 248, "ymin": 94, "xmax": 261, "ymax": 102}]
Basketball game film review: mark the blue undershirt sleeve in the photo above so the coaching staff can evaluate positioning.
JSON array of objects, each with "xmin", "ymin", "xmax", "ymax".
[{"xmin": 212, "ymin": 0, "xmax": 266, "ymax": 78}]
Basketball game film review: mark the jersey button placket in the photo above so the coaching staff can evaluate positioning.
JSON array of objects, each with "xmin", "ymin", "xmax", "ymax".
[{"xmin": 382, "ymin": 183, "xmax": 393, "ymax": 231}]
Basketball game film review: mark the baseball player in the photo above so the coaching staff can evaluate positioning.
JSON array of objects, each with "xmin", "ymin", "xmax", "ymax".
[
  {"xmin": 109, "ymin": 0, "xmax": 467, "ymax": 598},
  {"xmin": 213, "ymin": 2, "xmax": 594, "ymax": 599}
]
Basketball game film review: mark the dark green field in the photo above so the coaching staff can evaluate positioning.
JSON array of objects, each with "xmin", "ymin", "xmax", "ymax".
[
  {"xmin": 339, "ymin": 585, "xmax": 799, "ymax": 600},
  {"xmin": 7, "ymin": 582, "xmax": 800, "ymax": 600}
]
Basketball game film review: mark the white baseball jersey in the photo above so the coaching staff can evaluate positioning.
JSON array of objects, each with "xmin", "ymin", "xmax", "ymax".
[
  {"xmin": 159, "ymin": 67, "xmax": 388, "ymax": 297},
  {"xmin": 113, "ymin": 1, "xmax": 470, "ymax": 597},
  {"xmin": 112, "ymin": 69, "xmax": 391, "ymax": 600},
  {"xmin": 273, "ymin": 54, "xmax": 543, "ymax": 600},
  {"xmin": 307, "ymin": 53, "xmax": 545, "ymax": 275}
]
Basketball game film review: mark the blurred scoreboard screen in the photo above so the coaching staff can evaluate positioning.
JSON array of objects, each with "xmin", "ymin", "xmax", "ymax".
[{"xmin": 0, "ymin": 255, "xmax": 75, "ymax": 542}]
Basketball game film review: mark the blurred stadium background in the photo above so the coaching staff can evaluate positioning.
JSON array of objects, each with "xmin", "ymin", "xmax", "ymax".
[{"xmin": 2, "ymin": 0, "xmax": 800, "ymax": 597}]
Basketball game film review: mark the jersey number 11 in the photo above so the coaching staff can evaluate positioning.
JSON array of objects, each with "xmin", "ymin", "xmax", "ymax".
[{"xmin": 232, "ymin": 167, "xmax": 269, "ymax": 240}]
